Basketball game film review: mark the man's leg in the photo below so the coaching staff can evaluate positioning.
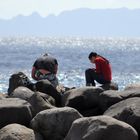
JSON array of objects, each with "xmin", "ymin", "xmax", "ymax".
[
  {"xmin": 85, "ymin": 69, "xmax": 96, "ymax": 86},
  {"xmin": 85, "ymin": 68, "xmax": 108, "ymax": 86}
]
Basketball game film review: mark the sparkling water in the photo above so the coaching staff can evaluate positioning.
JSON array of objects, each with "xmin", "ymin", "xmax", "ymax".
[{"xmin": 0, "ymin": 37, "xmax": 140, "ymax": 93}]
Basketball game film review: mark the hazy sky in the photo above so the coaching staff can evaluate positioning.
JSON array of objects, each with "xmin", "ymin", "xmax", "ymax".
[{"xmin": 0, "ymin": 0, "xmax": 140, "ymax": 19}]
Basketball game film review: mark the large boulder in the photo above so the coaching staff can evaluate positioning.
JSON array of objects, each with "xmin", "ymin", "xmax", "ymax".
[
  {"xmin": 31, "ymin": 107, "xmax": 82, "ymax": 140},
  {"xmin": 0, "ymin": 98, "xmax": 32, "ymax": 128},
  {"xmin": 9, "ymin": 87, "xmax": 55, "ymax": 116},
  {"xmin": 99, "ymin": 81, "xmax": 118, "ymax": 90},
  {"xmin": 80, "ymin": 107, "xmax": 101, "ymax": 117},
  {"xmin": 124, "ymin": 83, "xmax": 140, "ymax": 90},
  {"xmin": 35, "ymin": 79, "xmax": 62, "ymax": 107},
  {"xmin": 99, "ymin": 90, "xmax": 122, "ymax": 112},
  {"xmin": 8, "ymin": 72, "xmax": 33, "ymax": 95},
  {"xmin": 104, "ymin": 97, "xmax": 140, "ymax": 138},
  {"xmin": 99, "ymin": 89, "xmax": 140, "ymax": 112},
  {"xmin": 9, "ymin": 86, "xmax": 34, "ymax": 100},
  {"xmin": 65, "ymin": 116, "xmax": 138, "ymax": 140},
  {"xmin": 0, "ymin": 123, "xmax": 43, "ymax": 140},
  {"xmin": 10, "ymin": 86, "xmax": 55, "ymax": 106},
  {"xmin": 62, "ymin": 87, "xmax": 104, "ymax": 116},
  {"xmin": 36, "ymin": 91, "xmax": 56, "ymax": 106},
  {"xmin": 28, "ymin": 92, "xmax": 55, "ymax": 116}
]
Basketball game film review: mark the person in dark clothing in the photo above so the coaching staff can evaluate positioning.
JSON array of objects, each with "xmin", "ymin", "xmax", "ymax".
[
  {"xmin": 32, "ymin": 53, "xmax": 59, "ymax": 88},
  {"xmin": 31, "ymin": 53, "xmax": 62, "ymax": 107},
  {"xmin": 85, "ymin": 52, "xmax": 112, "ymax": 86}
]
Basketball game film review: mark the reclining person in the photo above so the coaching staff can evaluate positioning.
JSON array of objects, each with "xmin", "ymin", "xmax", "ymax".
[{"xmin": 32, "ymin": 53, "xmax": 59, "ymax": 88}]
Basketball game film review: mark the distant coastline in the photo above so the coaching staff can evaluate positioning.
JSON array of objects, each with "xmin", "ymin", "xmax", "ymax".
[{"xmin": 0, "ymin": 8, "xmax": 140, "ymax": 37}]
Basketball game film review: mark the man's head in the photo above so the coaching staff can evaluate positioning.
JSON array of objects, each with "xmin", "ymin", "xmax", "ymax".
[{"xmin": 88, "ymin": 52, "xmax": 97, "ymax": 63}]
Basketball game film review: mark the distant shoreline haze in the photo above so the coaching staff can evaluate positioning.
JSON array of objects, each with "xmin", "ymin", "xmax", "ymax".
[{"xmin": 0, "ymin": 8, "xmax": 140, "ymax": 37}]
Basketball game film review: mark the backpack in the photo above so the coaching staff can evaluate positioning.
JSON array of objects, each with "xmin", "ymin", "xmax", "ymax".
[{"xmin": 8, "ymin": 72, "xmax": 32, "ymax": 95}]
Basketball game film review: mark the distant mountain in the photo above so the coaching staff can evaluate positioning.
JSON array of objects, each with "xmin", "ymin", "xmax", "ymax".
[{"xmin": 0, "ymin": 8, "xmax": 140, "ymax": 37}]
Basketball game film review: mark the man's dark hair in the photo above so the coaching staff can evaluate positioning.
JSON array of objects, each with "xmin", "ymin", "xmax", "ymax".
[
  {"xmin": 88, "ymin": 52, "xmax": 109, "ymax": 63},
  {"xmin": 88, "ymin": 52, "xmax": 97, "ymax": 59}
]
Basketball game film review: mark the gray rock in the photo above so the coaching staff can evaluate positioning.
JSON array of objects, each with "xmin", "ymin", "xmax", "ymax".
[
  {"xmin": 99, "ymin": 89, "xmax": 140, "ymax": 112},
  {"xmin": 10, "ymin": 86, "xmax": 56, "ymax": 106},
  {"xmin": 0, "ymin": 93, "xmax": 7, "ymax": 99},
  {"xmin": 8, "ymin": 72, "xmax": 32, "ymax": 95},
  {"xmin": 37, "ymin": 91, "xmax": 56, "ymax": 106},
  {"xmin": 104, "ymin": 97, "xmax": 140, "ymax": 137},
  {"xmin": 62, "ymin": 87, "xmax": 104, "ymax": 116},
  {"xmin": 0, "ymin": 98, "xmax": 32, "ymax": 128},
  {"xmin": 119, "ymin": 89, "xmax": 140, "ymax": 98},
  {"xmin": 99, "ymin": 81, "xmax": 118, "ymax": 90},
  {"xmin": 62, "ymin": 87, "xmax": 103, "ymax": 108},
  {"xmin": 124, "ymin": 83, "xmax": 140, "ymax": 90},
  {"xmin": 65, "ymin": 115, "xmax": 138, "ymax": 140},
  {"xmin": 35, "ymin": 79, "xmax": 62, "ymax": 107},
  {"xmin": 28, "ymin": 92, "xmax": 55, "ymax": 116},
  {"xmin": 99, "ymin": 90, "xmax": 122, "ymax": 112},
  {"xmin": 80, "ymin": 107, "xmax": 100, "ymax": 117},
  {"xmin": 0, "ymin": 123, "xmax": 43, "ymax": 140},
  {"xmin": 31, "ymin": 107, "xmax": 82, "ymax": 140},
  {"xmin": 10, "ymin": 86, "xmax": 34, "ymax": 100}
]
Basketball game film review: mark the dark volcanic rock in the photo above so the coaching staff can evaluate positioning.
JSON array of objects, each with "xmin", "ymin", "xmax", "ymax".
[
  {"xmin": 31, "ymin": 107, "xmax": 82, "ymax": 140},
  {"xmin": 0, "ymin": 123, "xmax": 43, "ymax": 140},
  {"xmin": 10, "ymin": 86, "xmax": 34, "ymax": 100},
  {"xmin": 65, "ymin": 115, "xmax": 138, "ymax": 140},
  {"xmin": 0, "ymin": 98, "xmax": 33, "ymax": 128},
  {"xmin": 62, "ymin": 87, "xmax": 103, "ymax": 109},
  {"xmin": 8, "ymin": 72, "xmax": 32, "ymax": 95},
  {"xmin": 104, "ymin": 97, "xmax": 140, "ymax": 138},
  {"xmin": 99, "ymin": 89, "xmax": 140, "ymax": 112},
  {"xmin": 28, "ymin": 92, "xmax": 55, "ymax": 116},
  {"xmin": 35, "ymin": 79, "xmax": 61, "ymax": 107},
  {"xmin": 62, "ymin": 87, "xmax": 104, "ymax": 116}
]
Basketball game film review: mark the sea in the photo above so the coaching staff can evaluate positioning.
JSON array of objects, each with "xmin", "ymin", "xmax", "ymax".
[{"xmin": 0, "ymin": 37, "xmax": 140, "ymax": 93}]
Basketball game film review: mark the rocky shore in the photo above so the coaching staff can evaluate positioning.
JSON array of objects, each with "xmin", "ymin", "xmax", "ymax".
[{"xmin": 0, "ymin": 72, "xmax": 140, "ymax": 140}]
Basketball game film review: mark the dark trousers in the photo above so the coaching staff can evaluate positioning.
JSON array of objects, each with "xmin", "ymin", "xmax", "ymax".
[{"xmin": 85, "ymin": 68, "xmax": 110, "ymax": 86}]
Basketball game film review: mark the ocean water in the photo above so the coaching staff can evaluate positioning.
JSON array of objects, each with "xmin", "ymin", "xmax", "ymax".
[{"xmin": 0, "ymin": 37, "xmax": 140, "ymax": 93}]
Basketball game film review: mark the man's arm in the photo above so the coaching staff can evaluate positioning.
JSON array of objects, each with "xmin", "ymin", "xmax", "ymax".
[
  {"xmin": 95, "ymin": 60, "xmax": 101, "ymax": 74},
  {"xmin": 54, "ymin": 64, "xmax": 58, "ymax": 74},
  {"xmin": 54, "ymin": 59, "xmax": 58, "ymax": 74},
  {"xmin": 31, "ymin": 66, "xmax": 38, "ymax": 80}
]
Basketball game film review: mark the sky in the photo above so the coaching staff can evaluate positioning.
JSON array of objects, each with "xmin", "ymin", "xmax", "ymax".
[{"xmin": 0, "ymin": 0, "xmax": 140, "ymax": 19}]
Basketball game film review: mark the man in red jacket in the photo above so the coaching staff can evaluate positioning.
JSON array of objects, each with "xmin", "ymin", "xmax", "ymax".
[{"xmin": 85, "ymin": 52, "xmax": 112, "ymax": 86}]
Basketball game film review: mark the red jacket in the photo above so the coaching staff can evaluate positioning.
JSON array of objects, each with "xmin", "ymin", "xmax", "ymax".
[{"xmin": 95, "ymin": 56, "xmax": 112, "ymax": 81}]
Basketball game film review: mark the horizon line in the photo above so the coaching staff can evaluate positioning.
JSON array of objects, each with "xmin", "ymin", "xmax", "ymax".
[{"xmin": 1, "ymin": 7, "xmax": 140, "ymax": 20}]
